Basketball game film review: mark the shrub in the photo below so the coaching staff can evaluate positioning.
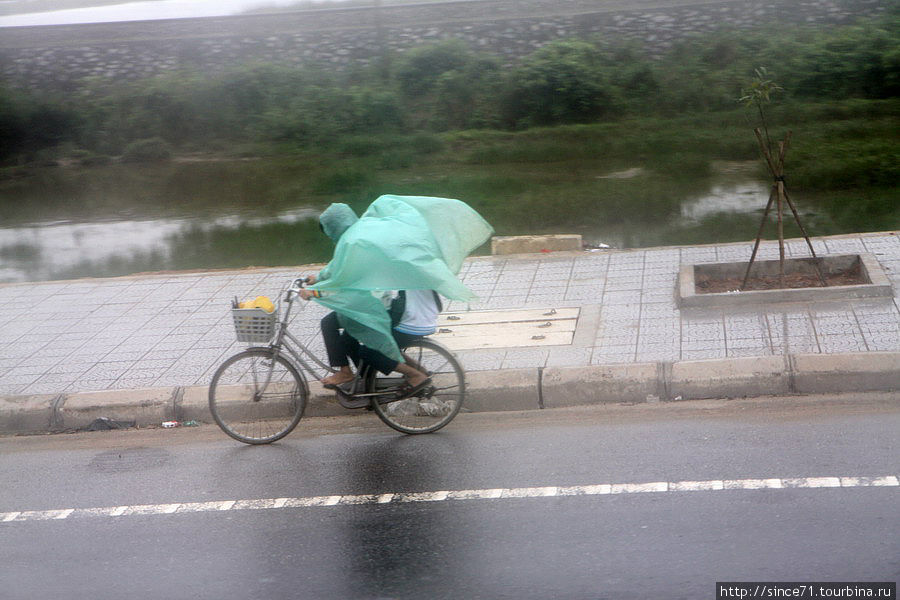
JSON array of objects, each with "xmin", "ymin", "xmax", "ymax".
[
  {"xmin": 395, "ymin": 39, "xmax": 474, "ymax": 97},
  {"xmin": 500, "ymin": 40, "xmax": 616, "ymax": 128}
]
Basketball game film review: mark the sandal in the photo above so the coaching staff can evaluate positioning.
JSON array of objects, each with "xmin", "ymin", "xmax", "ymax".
[{"xmin": 322, "ymin": 375, "xmax": 354, "ymax": 390}]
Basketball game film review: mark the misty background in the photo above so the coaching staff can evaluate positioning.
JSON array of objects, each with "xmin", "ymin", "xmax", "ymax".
[{"xmin": 1, "ymin": 0, "xmax": 325, "ymax": 26}]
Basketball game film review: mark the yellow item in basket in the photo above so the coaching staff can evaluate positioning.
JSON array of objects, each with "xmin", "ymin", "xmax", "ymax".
[{"xmin": 240, "ymin": 296, "xmax": 275, "ymax": 313}]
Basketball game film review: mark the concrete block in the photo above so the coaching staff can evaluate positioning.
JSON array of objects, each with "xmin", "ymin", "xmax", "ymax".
[
  {"xmin": 59, "ymin": 387, "xmax": 176, "ymax": 429},
  {"xmin": 491, "ymin": 235, "xmax": 582, "ymax": 255},
  {"xmin": 180, "ymin": 385, "xmax": 212, "ymax": 422},
  {"xmin": 464, "ymin": 368, "xmax": 539, "ymax": 411},
  {"xmin": 542, "ymin": 363, "xmax": 658, "ymax": 407},
  {"xmin": 670, "ymin": 356, "xmax": 790, "ymax": 399},
  {"xmin": 792, "ymin": 352, "xmax": 900, "ymax": 394},
  {"xmin": 0, "ymin": 394, "xmax": 56, "ymax": 434}
]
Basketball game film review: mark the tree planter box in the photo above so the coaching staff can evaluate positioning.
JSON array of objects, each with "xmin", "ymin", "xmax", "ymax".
[{"xmin": 677, "ymin": 253, "xmax": 893, "ymax": 308}]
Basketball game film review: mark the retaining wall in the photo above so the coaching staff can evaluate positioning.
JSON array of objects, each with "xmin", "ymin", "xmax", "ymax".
[{"xmin": 0, "ymin": 0, "xmax": 889, "ymax": 91}]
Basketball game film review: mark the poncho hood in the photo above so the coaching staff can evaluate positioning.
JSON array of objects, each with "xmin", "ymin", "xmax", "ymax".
[{"xmin": 318, "ymin": 203, "xmax": 359, "ymax": 243}]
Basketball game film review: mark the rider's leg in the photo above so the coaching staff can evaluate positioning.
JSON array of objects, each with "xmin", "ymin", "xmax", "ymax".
[
  {"xmin": 320, "ymin": 312, "xmax": 355, "ymax": 386},
  {"xmin": 358, "ymin": 344, "xmax": 428, "ymax": 387},
  {"xmin": 394, "ymin": 332, "xmax": 425, "ymax": 373}
]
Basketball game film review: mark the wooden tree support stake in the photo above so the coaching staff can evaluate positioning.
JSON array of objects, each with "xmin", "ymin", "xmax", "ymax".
[{"xmin": 741, "ymin": 129, "xmax": 826, "ymax": 290}]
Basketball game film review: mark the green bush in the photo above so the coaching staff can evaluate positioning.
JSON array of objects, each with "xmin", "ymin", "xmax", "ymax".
[
  {"xmin": 0, "ymin": 86, "xmax": 80, "ymax": 163},
  {"xmin": 500, "ymin": 40, "xmax": 616, "ymax": 128},
  {"xmin": 395, "ymin": 39, "xmax": 475, "ymax": 97},
  {"xmin": 0, "ymin": 12, "xmax": 897, "ymax": 159}
]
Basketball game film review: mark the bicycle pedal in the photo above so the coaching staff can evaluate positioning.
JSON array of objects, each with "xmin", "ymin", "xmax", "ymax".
[{"xmin": 334, "ymin": 386, "xmax": 369, "ymax": 409}]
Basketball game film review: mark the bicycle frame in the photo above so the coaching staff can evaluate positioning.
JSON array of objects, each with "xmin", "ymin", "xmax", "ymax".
[
  {"xmin": 252, "ymin": 278, "xmax": 446, "ymax": 403},
  {"xmin": 263, "ymin": 278, "xmax": 336, "ymax": 382}
]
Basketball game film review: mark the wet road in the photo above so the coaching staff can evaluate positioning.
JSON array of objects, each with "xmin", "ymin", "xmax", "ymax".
[{"xmin": 1, "ymin": 394, "xmax": 898, "ymax": 599}]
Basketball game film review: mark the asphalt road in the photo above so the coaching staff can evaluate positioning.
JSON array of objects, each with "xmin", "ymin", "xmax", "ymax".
[{"xmin": 1, "ymin": 393, "xmax": 898, "ymax": 599}]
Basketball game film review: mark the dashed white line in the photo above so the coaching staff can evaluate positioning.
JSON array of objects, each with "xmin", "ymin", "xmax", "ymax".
[{"xmin": 1, "ymin": 475, "xmax": 896, "ymax": 524}]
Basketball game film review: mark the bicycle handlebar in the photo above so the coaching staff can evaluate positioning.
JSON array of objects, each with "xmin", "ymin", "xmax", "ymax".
[{"xmin": 285, "ymin": 277, "xmax": 310, "ymax": 302}]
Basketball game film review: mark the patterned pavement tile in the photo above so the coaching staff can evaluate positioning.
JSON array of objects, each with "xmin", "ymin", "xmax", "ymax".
[{"xmin": 0, "ymin": 233, "xmax": 896, "ymax": 397}]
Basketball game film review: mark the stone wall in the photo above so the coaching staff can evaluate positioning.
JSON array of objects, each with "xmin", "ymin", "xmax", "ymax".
[{"xmin": 0, "ymin": 0, "xmax": 889, "ymax": 91}]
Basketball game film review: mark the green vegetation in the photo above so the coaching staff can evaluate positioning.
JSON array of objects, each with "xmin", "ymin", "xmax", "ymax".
[
  {"xmin": 0, "ymin": 11, "xmax": 897, "ymax": 256},
  {"xmin": 2, "ymin": 12, "xmax": 897, "ymax": 159}
]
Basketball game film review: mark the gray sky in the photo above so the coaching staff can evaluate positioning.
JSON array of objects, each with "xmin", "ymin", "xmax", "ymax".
[{"xmin": 0, "ymin": 0, "xmax": 307, "ymax": 27}]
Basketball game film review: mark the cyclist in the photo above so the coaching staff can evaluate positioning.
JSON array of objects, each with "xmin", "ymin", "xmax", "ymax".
[{"xmin": 299, "ymin": 196, "xmax": 492, "ymax": 396}]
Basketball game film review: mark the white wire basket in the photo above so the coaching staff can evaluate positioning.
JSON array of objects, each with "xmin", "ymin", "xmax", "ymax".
[{"xmin": 232, "ymin": 307, "xmax": 277, "ymax": 343}]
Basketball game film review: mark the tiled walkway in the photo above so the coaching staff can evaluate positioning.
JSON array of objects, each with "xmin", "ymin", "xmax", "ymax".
[{"xmin": 1, "ymin": 232, "xmax": 897, "ymax": 397}]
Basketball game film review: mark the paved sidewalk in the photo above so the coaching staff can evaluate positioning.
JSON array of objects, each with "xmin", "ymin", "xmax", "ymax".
[{"xmin": 1, "ymin": 231, "xmax": 898, "ymax": 433}]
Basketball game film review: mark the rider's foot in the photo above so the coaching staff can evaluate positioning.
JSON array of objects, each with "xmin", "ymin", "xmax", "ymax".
[
  {"xmin": 406, "ymin": 371, "xmax": 428, "ymax": 388},
  {"xmin": 396, "ymin": 362, "xmax": 428, "ymax": 388},
  {"xmin": 322, "ymin": 368, "xmax": 354, "ymax": 387}
]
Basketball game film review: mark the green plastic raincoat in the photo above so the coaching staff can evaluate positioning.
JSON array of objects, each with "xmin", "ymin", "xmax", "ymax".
[{"xmin": 309, "ymin": 195, "xmax": 493, "ymax": 362}]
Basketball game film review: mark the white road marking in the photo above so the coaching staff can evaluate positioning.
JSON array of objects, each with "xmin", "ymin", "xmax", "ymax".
[{"xmin": 1, "ymin": 475, "xmax": 896, "ymax": 524}]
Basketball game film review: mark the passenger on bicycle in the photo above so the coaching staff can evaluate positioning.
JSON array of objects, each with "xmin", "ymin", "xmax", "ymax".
[
  {"xmin": 313, "ymin": 287, "xmax": 440, "ymax": 396},
  {"xmin": 298, "ymin": 196, "xmax": 492, "ymax": 397}
]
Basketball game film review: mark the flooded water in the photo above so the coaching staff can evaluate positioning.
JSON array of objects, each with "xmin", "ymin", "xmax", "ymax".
[
  {"xmin": 0, "ymin": 160, "xmax": 843, "ymax": 284},
  {"xmin": 0, "ymin": 208, "xmax": 320, "ymax": 282}
]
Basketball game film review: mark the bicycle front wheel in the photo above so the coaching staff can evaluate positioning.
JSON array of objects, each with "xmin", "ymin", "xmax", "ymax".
[
  {"xmin": 209, "ymin": 348, "xmax": 307, "ymax": 444},
  {"xmin": 366, "ymin": 339, "xmax": 465, "ymax": 434}
]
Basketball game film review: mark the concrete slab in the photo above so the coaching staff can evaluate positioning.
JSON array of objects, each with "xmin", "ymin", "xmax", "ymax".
[
  {"xmin": 464, "ymin": 368, "xmax": 539, "ymax": 412},
  {"xmin": 792, "ymin": 352, "xmax": 900, "ymax": 394},
  {"xmin": 58, "ymin": 387, "xmax": 176, "ymax": 430},
  {"xmin": 433, "ymin": 307, "xmax": 579, "ymax": 350},
  {"xmin": 433, "ymin": 326, "xmax": 574, "ymax": 350},
  {"xmin": 669, "ymin": 356, "xmax": 790, "ymax": 399},
  {"xmin": 542, "ymin": 363, "xmax": 658, "ymax": 407},
  {"xmin": 179, "ymin": 385, "xmax": 212, "ymax": 423},
  {"xmin": 492, "ymin": 234, "xmax": 582, "ymax": 255},
  {"xmin": 0, "ymin": 394, "xmax": 56, "ymax": 434},
  {"xmin": 438, "ymin": 307, "xmax": 579, "ymax": 326}
]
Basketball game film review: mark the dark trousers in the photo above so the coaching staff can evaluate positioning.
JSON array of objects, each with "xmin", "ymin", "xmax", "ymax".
[{"xmin": 321, "ymin": 312, "xmax": 421, "ymax": 375}]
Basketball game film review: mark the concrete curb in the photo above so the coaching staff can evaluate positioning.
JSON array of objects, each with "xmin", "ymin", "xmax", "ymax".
[
  {"xmin": 1, "ymin": 351, "xmax": 897, "ymax": 435},
  {"xmin": 542, "ymin": 363, "xmax": 658, "ymax": 407},
  {"xmin": 791, "ymin": 352, "xmax": 900, "ymax": 394}
]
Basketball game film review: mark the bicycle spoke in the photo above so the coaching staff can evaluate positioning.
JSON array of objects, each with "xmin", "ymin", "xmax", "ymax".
[
  {"xmin": 209, "ymin": 350, "xmax": 306, "ymax": 444},
  {"xmin": 368, "ymin": 339, "xmax": 465, "ymax": 434}
]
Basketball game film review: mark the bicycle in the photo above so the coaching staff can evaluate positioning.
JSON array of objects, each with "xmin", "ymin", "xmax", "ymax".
[{"xmin": 208, "ymin": 278, "xmax": 466, "ymax": 444}]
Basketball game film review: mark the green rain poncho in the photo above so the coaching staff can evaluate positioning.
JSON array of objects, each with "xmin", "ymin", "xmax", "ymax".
[{"xmin": 309, "ymin": 195, "xmax": 493, "ymax": 362}]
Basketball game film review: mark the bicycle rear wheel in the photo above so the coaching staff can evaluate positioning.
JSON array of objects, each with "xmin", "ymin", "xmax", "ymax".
[
  {"xmin": 208, "ymin": 348, "xmax": 307, "ymax": 444},
  {"xmin": 366, "ymin": 339, "xmax": 465, "ymax": 434}
]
